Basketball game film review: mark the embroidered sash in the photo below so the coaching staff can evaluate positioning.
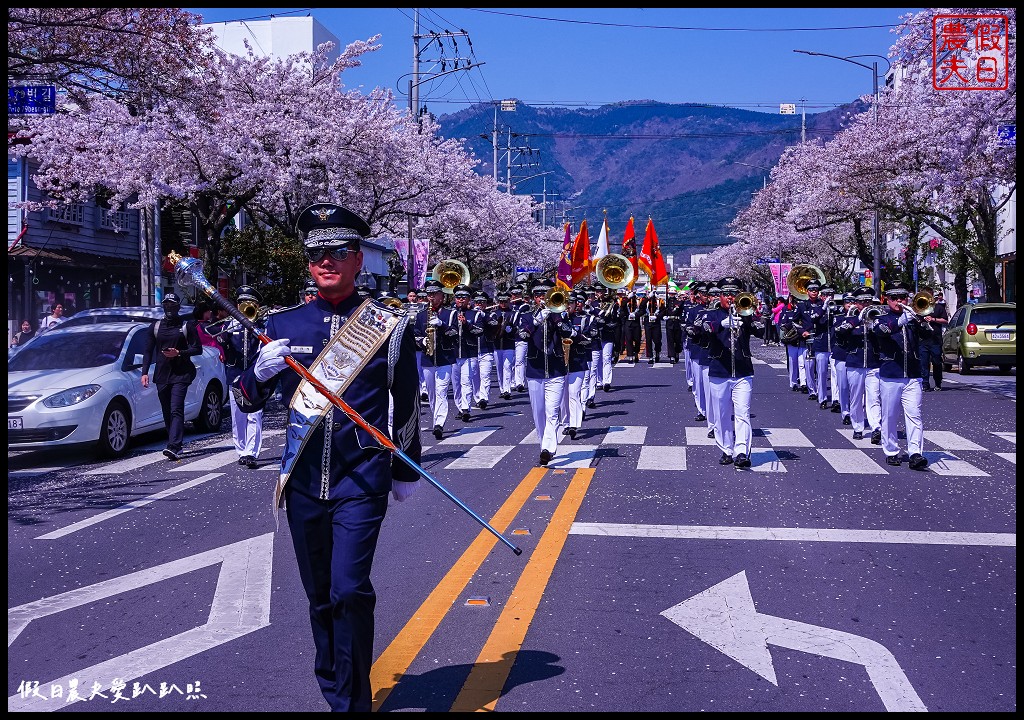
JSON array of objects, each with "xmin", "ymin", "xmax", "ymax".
[{"xmin": 275, "ymin": 299, "xmax": 405, "ymax": 510}]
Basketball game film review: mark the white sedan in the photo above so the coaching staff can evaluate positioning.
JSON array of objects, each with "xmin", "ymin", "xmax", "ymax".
[{"xmin": 8, "ymin": 321, "xmax": 227, "ymax": 458}]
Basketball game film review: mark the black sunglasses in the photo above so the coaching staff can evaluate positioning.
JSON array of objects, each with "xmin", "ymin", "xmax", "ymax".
[{"xmin": 305, "ymin": 247, "xmax": 353, "ymax": 264}]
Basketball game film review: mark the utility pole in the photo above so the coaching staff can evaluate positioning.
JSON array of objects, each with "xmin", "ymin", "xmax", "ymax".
[{"xmin": 405, "ymin": 8, "xmax": 420, "ymax": 292}]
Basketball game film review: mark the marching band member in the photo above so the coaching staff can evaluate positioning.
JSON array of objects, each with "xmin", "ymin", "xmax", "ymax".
[
  {"xmin": 664, "ymin": 288, "xmax": 684, "ymax": 364},
  {"xmin": 831, "ymin": 293, "xmax": 854, "ymax": 425},
  {"xmin": 403, "ymin": 287, "xmax": 428, "ymax": 401},
  {"xmin": 779, "ymin": 295, "xmax": 808, "ymax": 392},
  {"xmin": 509, "ymin": 285, "xmax": 530, "ymax": 393},
  {"xmin": 643, "ymin": 290, "xmax": 665, "ymax": 364},
  {"xmin": 593, "ymin": 285, "xmax": 620, "ymax": 394},
  {"xmin": 491, "ymin": 288, "xmax": 517, "ymax": 400},
  {"xmin": 622, "ymin": 290, "xmax": 643, "ymax": 363},
  {"xmin": 560, "ymin": 292, "xmax": 595, "ymax": 439},
  {"xmin": 835, "ymin": 286, "xmax": 883, "ymax": 443},
  {"xmin": 805, "ymin": 284, "xmax": 836, "ymax": 409},
  {"xmin": 472, "ymin": 290, "xmax": 496, "ymax": 409},
  {"xmin": 224, "ymin": 285, "xmax": 266, "ymax": 468},
  {"xmin": 698, "ymin": 283, "xmax": 721, "ymax": 437},
  {"xmin": 683, "ymin": 282, "xmax": 708, "ymax": 419},
  {"xmin": 413, "ymin": 278, "xmax": 459, "ymax": 440},
  {"xmin": 451, "ymin": 284, "xmax": 484, "ymax": 422},
  {"xmin": 519, "ymin": 278, "xmax": 575, "ymax": 466},
  {"xmin": 700, "ymin": 277, "xmax": 765, "ymax": 467},
  {"xmin": 795, "ymin": 280, "xmax": 824, "ymax": 400},
  {"xmin": 871, "ymin": 281, "xmax": 929, "ymax": 470}
]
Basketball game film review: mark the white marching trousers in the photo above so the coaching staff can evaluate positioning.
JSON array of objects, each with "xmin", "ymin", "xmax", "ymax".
[
  {"xmin": 422, "ymin": 364, "xmax": 452, "ymax": 428},
  {"xmin": 528, "ymin": 376, "xmax": 566, "ymax": 454},
  {"xmin": 847, "ymin": 367, "xmax": 881, "ymax": 433},
  {"xmin": 583, "ymin": 359, "xmax": 596, "ymax": 403},
  {"xmin": 587, "ymin": 349, "xmax": 601, "ymax": 398},
  {"xmin": 560, "ymin": 370, "xmax": 586, "ymax": 430},
  {"xmin": 709, "ymin": 375, "xmax": 753, "ymax": 456},
  {"xmin": 595, "ymin": 340, "xmax": 614, "ymax": 387},
  {"xmin": 689, "ymin": 356, "xmax": 706, "ymax": 414},
  {"xmin": 514, "ymin": 341, "xmax": 528, "ymax": 388},
  {"xmin": 786, "ymin": 344, "xmax": 806, "ymax": 387},
  {"xmin": 416, "ymin": 353, "xmax": 425, "ymax": 395},
  {"xmin": 879, "ymin": 376, "xmax": 924, "ymax": 457},
  {"xmin": 230, "ymin": 393, "xmax": 263, "ymax": 458},
  {"xmin": 454, "ymin": 357, "xmax": 473, "ymax": 411},
  {"xmin": 834, "ymin": 359, "xmax": 851, "ymax": 416},
  {"xmin": 473, "ymin": 353, "xmax": 494, "ymax": 404},
  {"xmin": 701, "ymin": 364, "xmax": 715, "ymax": 429},
  {"xmin": 803, "ymin": 349, "xmax": 817, "ymax": 391},
  {"xmin": 830, "ymin": 356, "xmax": 840, "ymax": 407},
  {"xmin": 683, "ymin": 346, "xmax": 693, "ymax": 387},
  {"xmin": 815, "ymin": 351, "xmax": 831, "ymax": 400},
  {"xmin": 496, "ymin": 348, "xmax": 514, "ymax": 394}
]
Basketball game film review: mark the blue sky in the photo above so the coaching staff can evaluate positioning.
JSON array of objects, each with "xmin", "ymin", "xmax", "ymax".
[{"xmin": 186, "ymin": 7, "xmax": 918, "ymax": 116}]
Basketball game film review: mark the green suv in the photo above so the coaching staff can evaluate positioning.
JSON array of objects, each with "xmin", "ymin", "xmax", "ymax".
[{"xmin": 941, "ymin": 302, "xmax": 1016, "ymax": 373}]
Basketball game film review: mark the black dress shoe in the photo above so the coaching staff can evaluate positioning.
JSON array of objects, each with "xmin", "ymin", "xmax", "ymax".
[
  {"xmin": 163, "ymin": 448, "xmax": 181, "ymax": 461},
  {"xmin": 908, "ymin": 453, "xmax": 929, "ymax": 470},
  {"xmin": 420, "ymin": 392, "xmax": 429, "ymax": 402},
  {"xmin": 238, "ymin": 457, "xmax": 247, "ymax": 466},
  {"xmin": 567, "ymin": 427, "xmax": 577, "ymax": 439},
  {"xmin": 800, "ymin": 385, "xmax": 809, "ymax": 394},
  {"xmin": 819, "ymin": 400, "xmax": 830, "ymax": 409},
  {"xmin": 603, "ymin": 383, "xmax": 611, "ymax": 392},
  {"xmin": 719, "ymin": 452, "xmax": 733, "ymax": 465},
  {"xmin": 885, "ymin": 454, "xmax": 901, "ymax": 466},
  {"xmin": 707, "ymin": 429, "xmax": 715, "ymax": 439},
  {"xmin": 432, "ymin": 425, "xmax": 443, "ymax": 440},
  {"xmin": 539, "ymin": 449, "xmax": 552, "ymax": 466},
  {"xmin": 933, "ymin": 385, "xmax": 942, "ymax": 391},
  {"xmin": 734, "ymin": 453, "xmax": 751, "ymax": 468},
  {"xmin": 843, "ymin": 416, "xmax": 852, "ymax": 426},
  {"xmin": 871, "ymin": 429, "xmax": 882, "ymax": 445},
  {"xmin": 586, "ymin": 399, "xmax": 597, "ymax": 409},
  {"xmin": 808, "ymin": 393, "xmax": 818, "ymax": 401},
  {"xmin": 831, "ymin": 401, "xmax": 841, "ymax": 413},
  {"xmin": 562, "ymin": 426, "xmax": 572, "ymax": 436},
  {"xmin": 648, "ymin": 357, "xmax": 655, "ymax": 365},
  {"xmin": 922, "ymin": 385, "xmax": 933, "ymax": 392},
  {"xmin": 244, "ymin": 455, "xmax": 259, "ymax": 469},
  {"xmin": 852, "ymin": 430, "xmax": 864, "ymax": 440},
  {"xmin": 791, "ymin": 385, "xmax": 800, "ymax": 392},
  {"xmin": 477, "ymin": 399, "xmax": 487, "ymax": 409},
  {"xmin": 695, "ymin": 413, "xmax": 706, "ymax": 422}
]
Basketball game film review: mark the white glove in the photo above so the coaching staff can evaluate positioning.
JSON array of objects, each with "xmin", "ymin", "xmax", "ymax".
[
  {"xmin": 898, "ymin": 308, "xmax": 914, "ymax": 327},
  {"xmin": 392, "ymin": 479, "xmax": 420, "ymax": 502},
  {"xmin": 428, "ymin": 316, "xmax": 443, "ymax": 327},
  {"xmin": 720, "ymin": 315, "xmax": 735, "ymax": 329},
  {"xmin": 539, "ymin": 309, "xmax": 552, "ymax": 321},
  {"xmin": 875, "ymin": 320, "xmax": 891, "ymax": 334},
  {"xmin": 253, "ymin": 338, "xmax": 291, "ymax": 382}
]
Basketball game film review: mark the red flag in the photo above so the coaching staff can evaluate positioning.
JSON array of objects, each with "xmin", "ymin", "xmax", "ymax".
[
  {"xmin": 621, "ymin": 216, "xmax": 638, "ymax": 286},
  {"xmin": 570, "ymin": 219, "xmax": 591, "ymax": 286},
  {"xmin": 556, "ymin": 222, "xmax": 573, "ymax": 290},
  {"xmin": 639, "ymin": 218, "xmax": 669, "ymax": 286}
]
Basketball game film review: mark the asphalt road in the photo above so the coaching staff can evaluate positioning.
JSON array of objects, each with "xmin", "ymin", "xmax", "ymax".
[{"xmin": 7, "ymin": 344, "xmax": 1016, "ymax": 712}]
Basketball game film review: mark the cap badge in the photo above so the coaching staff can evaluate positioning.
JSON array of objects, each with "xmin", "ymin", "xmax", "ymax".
[{"xmin": 314, "ymin": 207, "xmax": 336, "ymax": 222}]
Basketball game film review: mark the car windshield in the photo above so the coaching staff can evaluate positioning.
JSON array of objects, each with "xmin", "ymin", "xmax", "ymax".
[
  {"xmin": 8, "ymin": 330, "xmax": 128, "ymax": 371},
  {"xmin": 971, "ymin": 308, "xmax": 1017, "ymax": 326}
]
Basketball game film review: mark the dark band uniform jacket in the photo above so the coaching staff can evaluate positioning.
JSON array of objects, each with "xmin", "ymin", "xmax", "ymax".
[
  {"xmin": 834, "ymin": 315, "xmax": 881, "ymax": 370},
  {"xmin": 699, "ymin": 306, "xmax": 765, "ymax": 378},
  {"xmin": 234, "ymin": 293, "xmax": 422, "ymax": 499},
  {"xmin": 872, "ymin": 308, "xmax": 923, "ymax": 379},
  {"xmin": 141, "ymin": 316, "xmax": 202, "ymax": 384},
  {"xmin": 568, "ymin": 311, "xmax": 599, "ymax": 373},
  {"xmin": 413, "ymin": 305, "xmax": 459, "ymax": 368},
  {"xmin": 518, "ymin": 310, "xmax": 575, "ymax": 379}
]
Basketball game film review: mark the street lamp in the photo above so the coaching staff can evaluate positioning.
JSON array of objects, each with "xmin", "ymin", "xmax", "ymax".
[
  {"xmin": 728, "ymin": 161, "xmax": 770, "ymax": 189},
  {"xmin": 794, "ymin": 49, "xmax": 891, "ymax": 298}
]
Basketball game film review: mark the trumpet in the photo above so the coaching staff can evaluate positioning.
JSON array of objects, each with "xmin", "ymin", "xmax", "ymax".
[
  {"xmin": 544, "ymin": 286, "xmax": 569, "ymax": 314},
  {"xmin": 734, "ymin": 292, "xmax": 757, "ymax": 317}
]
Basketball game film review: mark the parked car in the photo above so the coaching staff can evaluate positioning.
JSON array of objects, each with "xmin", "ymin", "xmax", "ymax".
[
  {"xmin": 941, "ymin": 302, "xmax": 1016, "ymax": 374},
  {"xmin": 60, "ymin": 304, "xmax": 195, "ymax": 328},
  {"xmin": 8, "ymin": 320, "xmax": 226, "ymax": 458}
]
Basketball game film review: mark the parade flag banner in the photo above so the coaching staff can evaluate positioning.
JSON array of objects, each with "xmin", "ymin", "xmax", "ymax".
[
  {"xmin": 393, "ymin": 238, "xmax": 431, "ymax": 289},
  {"xmin": 621, "ymin": 216, "xmax": 638, "ymax": 287},
  {"xmin": 593, "ymin": 216, "xmax": 610, "ymax": 271},
  {"xmin": 556, "ymin": 222, "xmax": 573, "ymax": 290},
  {"xmin": 639, "ymin": 218, "xmax": 669, "ymax": 286},
  {"xmin": 769, "ymin": 262, "xmax": 791, "ymax": 297},
  {"xmin": 570, "ymin": 219, "xmax": 591, "ymax": 286}
]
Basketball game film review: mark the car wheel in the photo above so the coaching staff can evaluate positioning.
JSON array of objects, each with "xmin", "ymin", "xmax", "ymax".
[
  {"xmin": 96, "ymin": 399, "xmax": 131, "ymax": 459},
  {"xmin": 193, "ymin": 383, "xmax": 223, "ymax": 432},
  {"xmin": 957, "ymin": 352, "xmax": 971, "ymax": 374}
]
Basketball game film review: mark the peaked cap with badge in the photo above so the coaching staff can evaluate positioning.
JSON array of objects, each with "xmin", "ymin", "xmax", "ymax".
[{"xmin": 296, "ymin": 203, "xmax": 371, "ymax": 249}]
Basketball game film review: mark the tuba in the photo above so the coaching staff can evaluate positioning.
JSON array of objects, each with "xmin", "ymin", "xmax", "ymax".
[
  {"xmin": 734, "ymin": 292, "xmax": 757, "ymax": 317},
  {"xmin": 595, "ymin": 253, "xmax": 635, "ymax": 290},
  {"xmin": 431, "ymin": 259, "xmax": 471, "ymax": 295},
  {"xmin": 378, "ymin": 296, "xmax": 405, "ymax": 310},
  {"xmin": 786, "ymin": 264, "xmax": 827, "ymax": 301}
]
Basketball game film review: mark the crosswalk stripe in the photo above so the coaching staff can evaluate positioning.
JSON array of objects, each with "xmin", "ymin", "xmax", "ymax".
[
  {"xmin": 750, "ymin": 448, "xmax": 786, "ymax": 472},
  {"xmin": 817, "ymin": 449, "xmax": 888, "ymax": 474},
  {"xmin": 445, "ymin": 445, "xmax": 515, "ymax": 469},
  {"xmin": 923, "ymin": 451, "xmax": 990, "ymax": 477},
  {"xmin": 172, "ymin": 448, "xmax": 240, "ymax": 472},
  {"xmin": 837, "ymin": 428, "xmax": 878, "ymax": 448},
  {"xmin": 438, "ymin": 425, "xmax": 501, "ymax": 445},
  {"xmin": 925, "ymin": 431, "xmax": 987, "ymax": 451},
  {"xmin": 547, "ymin": 445, "xmax": 599, "ymax": 469},
  {"xmin": 991, "ymin": 431, "xmax": 1016, "ymax": 445},
  {"xmin": 84, "ymin": 452, "xmax": 168, "ymax": 475},
  {"xmin": 684, "ymin": 427, "xmax": 717, "ymax": 446},
  {"xmin": 637, "ymin": 445, "xmax": 686, "ymax": 470},
  {"xmin": 10, "ymin": 467, "xmax": 64, "ymax": 479},
  {"xmin": 756, "ymin": 427, "xmax": 814, "ymax": 447},
  {"xmin": 996, "ymin": 452, "xmax": 1016, "ymax": 464},
  {"xmin": 520, "ymin": 430, "xmax": 537, "ymax": 445},
  {"xmin": 602, "ymin": 425, "xmax": 647, "ymax": 444}
]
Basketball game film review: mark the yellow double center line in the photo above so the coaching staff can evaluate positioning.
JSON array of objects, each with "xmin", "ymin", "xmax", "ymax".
[{"xmin": 371, "ymin": 466, "xmax": 594, "ymax": 712}]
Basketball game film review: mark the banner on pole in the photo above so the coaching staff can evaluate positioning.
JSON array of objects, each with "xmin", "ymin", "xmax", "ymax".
[
  {"xmin": 393, "ymin": 238, "xmax": 431, "ymax": 289},
  {"xmin": 769, "ymin": 262, "xmax": 791, "ymax": 297}
]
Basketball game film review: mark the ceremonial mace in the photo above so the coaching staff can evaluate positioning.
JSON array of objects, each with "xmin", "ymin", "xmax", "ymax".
[{"xmin": 168, "ymin": 252, "xmax": 523, "ymax": 556}]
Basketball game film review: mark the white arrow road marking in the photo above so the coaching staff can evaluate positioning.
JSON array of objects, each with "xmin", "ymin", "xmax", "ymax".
[
  {"xmin": 661, "ymin": 571, "xmax": 927, "ymax": 712},
  {"xmin": 8, "ymin": 533, "xmax": 274, "ymax": 712}
]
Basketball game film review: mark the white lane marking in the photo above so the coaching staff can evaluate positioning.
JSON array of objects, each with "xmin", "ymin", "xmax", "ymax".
[
  {"xmin": 445, "ymin": 445, "xmax": 515, "ymax": 469},
  {"xmin": 548, "ymin": 445, "xmax": 599, "ymax": 469},
  {"xmin": 7, "ymin": 534, "xmax": 274, "ymax": 712},
  {"xmin": 35, "ymin": 474, "xmax": 222, "ymax": 540},
  {"xmin": 9, "ymin": 467, "xmax": 63, "ymax": 479},
  {"xmin": 924, "ymin": 431, "xmax": 986, "ymax": 451},
  {"xmin": 170, "ymin": 449, "xmax": 240, "ymax": 472},
  {"xmin": 684, "ymin": 427, "xmax": 718, "ymax": 446},
  {"xmin": 750, "ymin": 448, "xmax": 786, "ymax": 472},
  {"xmin": 837, "ymin": 428, "xmax": 878, "ymax": 449},
  {"xmin": 766, "ymin": 363, "xmax": 787, "ymax": 369},
  {"xmin": 661, "ymin": 571, "xmax": 927, "ymax": 712},
  {"xmin": 569, "ymin": 522, "xmax": 1015, "ymax": 546},
  {"xmin": 923, "ymin": 451, "xmax": 990, "ymax": 477},
  {"xmin": 519, "ymin": 430, "xmax": 537, "ymax": 445},
  {"xmin": 438, "ymin": 425, "xmax": 501, "ymax": 445},
  {"xmin": 996, "ymin": 452, "xmax": 1016, "ymax": 464},
  {"xmin": 602, "ymin": 425, "xmax": 648, "ymax": 444},
  {"xmin": 637, "ymin": 445, "xmax": 686, "ymax": 471},
  {"xmin": 756, "ymin": 427, "xmax": 813, "ymax": 447},
  {"xmin": 84, "ymin": 452, "xmax": 168, "ymax": 475},
  {"xmin": 990, "ymin": 431, "xmax": 1016, "ymax": 445},
  {"xmin": 817, "ymin": 449, "xmax": 888, "ymax": 474}
]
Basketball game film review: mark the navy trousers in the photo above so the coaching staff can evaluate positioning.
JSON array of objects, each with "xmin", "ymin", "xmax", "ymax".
[
  {"xmin": 285, "ymin": 485, "xmax": 389, "ymax": 712},
  {"xmin": 157, "ymin": 381, "xmax": 189, "ymax": 452}
]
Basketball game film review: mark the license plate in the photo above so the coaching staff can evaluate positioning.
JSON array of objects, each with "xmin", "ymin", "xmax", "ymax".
[
  {"xmin": 990, "ymin": 331, "xmax": 1011, "ymax": 341},
  {"xmin": 9, "ymin": 417, "xmax": 23, "ymax": 430}
]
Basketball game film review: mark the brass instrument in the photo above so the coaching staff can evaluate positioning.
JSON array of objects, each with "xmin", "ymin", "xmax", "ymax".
[
  {"xmin": 786, "ymin": 264, "xmax": 827, "ymax": 301},
  {"xmin": 238, "ymin": 299, "xmax": 261, "ymax": 321},
  {"xmin": 378, "ymin": 296, "xmax": 405, "ymax": 310},
  {"xmin": 734, "ymin": 292, "xmax": 757, "ymax": 317},
  {"xmin": 425, "ymin": 307, "xmax": 437, "ymax": 356},
  {"xmin": 905, "ymin": 289, "xmax": 935, "ymax": 317},
  {"xmin": 431, "ymin": 258, "xmax": 470, "ymax": 294},
  {"xmin": 595, "ymin": 253, "xmax": 635, "ymax": 290},
  {"xmin": 780, "ymin": 321, "xmax": 802, "ymax": 343},
  {"xmin": 562, "ymin": 337, "xmax": 573, "ymax": 366},
  {"xmin": 203, "ymin": 315, "xmax": 233, "ymax": 337},
  {"xmin": 859, "ymin": 304, "xmax": 883, "ymax": 322},
  {"xmin": 545, "ymin": 286, "xmax": 569, "ymax": 314}
]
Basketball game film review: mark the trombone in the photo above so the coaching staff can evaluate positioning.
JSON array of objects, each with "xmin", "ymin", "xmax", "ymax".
[{"xmin": 900, "ymin": 289, "xmax": 935, "ymax": 317}]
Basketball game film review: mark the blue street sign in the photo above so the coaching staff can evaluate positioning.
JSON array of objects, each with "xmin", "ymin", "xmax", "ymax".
[
  {"xmin": 997, "ymin": 124, "xmax": 1015, "ymax": 146},
  {"xmin": 516, "ymin": 266, "xmax": 542, "ymax": 274},
  {"xmin": 8, "ymin": 85, "xmax": 56, "ymax": 115},
  {"xmin": 754, "ymin": 257, "xmax": 780, "ymax": 265}
]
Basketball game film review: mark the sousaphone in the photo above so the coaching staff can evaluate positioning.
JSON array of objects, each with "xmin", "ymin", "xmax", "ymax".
[
  {"xmin": 431, "ymin": 259, "xmax": 471, "ymax": 295},
  {"xmin": 786, "ymin": 264, "xmax": 827, "ymax": 301}
]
